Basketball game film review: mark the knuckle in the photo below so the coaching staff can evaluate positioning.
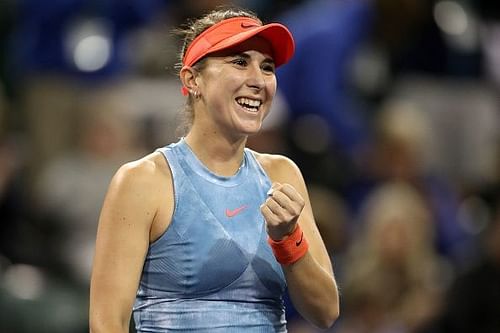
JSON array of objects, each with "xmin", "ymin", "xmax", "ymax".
[
  {"xmin": 289, "ymin": 207, "xmax": 299, "ymax": 217},
  {"xmin": 294, "ymin": 202, "xmax": 304, "ymax": 213},
  {"xmin": 283, "ymin": 183, "xmax": 294, "ymax": 193}
]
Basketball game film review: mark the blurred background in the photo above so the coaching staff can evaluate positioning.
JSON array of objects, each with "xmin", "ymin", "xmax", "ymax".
[{"xmin": 0, "ymin": 0, "xmax": 499, "ymax": 332}]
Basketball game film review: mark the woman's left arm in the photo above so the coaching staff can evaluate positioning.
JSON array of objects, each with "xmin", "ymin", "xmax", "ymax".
[{"xmin": 258, "ymin": 154, "xmax": 339, "ymax": 329}]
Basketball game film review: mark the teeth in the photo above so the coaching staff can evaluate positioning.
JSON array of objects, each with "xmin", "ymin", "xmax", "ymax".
[{"xmin": 236, "ymin": 97, "xmax": 262, "ymax": 110}]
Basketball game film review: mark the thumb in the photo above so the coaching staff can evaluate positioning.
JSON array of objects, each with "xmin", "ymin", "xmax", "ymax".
[{"xmin": 267, "ymin": 182, "xmax": 281, "ymax": 196}]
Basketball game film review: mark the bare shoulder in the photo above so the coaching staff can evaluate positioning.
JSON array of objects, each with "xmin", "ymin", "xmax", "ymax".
[
  {"xmin": 253, "ymin": 151, "xmax": 302, "ymax": 183},
  {"xmin": 114, "ymin": 151, "xmax": 170, "ymax": 188},
  {"xmin": 100, "ymin": 151, "xmax": 173, "ymax": 234},
  {"xmin": 106, "ymin": 151, "xmax": 172, "ymax": 210}
]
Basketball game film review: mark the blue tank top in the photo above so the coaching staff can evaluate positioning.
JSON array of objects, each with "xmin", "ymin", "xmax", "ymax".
[{"xmin": 133, "ymin": 138, "xmax": 287, "ymax": 332}]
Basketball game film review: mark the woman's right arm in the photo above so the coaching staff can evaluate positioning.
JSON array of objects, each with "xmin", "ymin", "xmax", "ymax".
[{"xmin": 89, "ymin": 156, "xmax": 168, "ymax": 333}]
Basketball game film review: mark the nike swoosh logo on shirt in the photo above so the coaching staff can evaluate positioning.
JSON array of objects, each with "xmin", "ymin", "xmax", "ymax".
[
  {"xmin": 225, "ymin": 205, "xmax": 248, "ymax": 218},
  {"xmin": 296, "ymin": 232, "xmax": 304, "ymax": 246}
]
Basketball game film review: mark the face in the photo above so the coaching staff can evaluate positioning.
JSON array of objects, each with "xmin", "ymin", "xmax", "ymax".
[{"xmin": 194, "ymin": 36, "xmax": 277, "ymax": 138}]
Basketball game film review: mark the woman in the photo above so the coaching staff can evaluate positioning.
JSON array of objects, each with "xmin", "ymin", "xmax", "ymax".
[{"xmin": 90, "ymin": 7, "xmax": 339, "ymax": 333}]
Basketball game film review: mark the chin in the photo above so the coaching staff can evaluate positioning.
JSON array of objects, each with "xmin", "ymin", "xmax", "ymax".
[
  {"xmin": 241, "ymin": 125, "xmax": 263, "ymax": 136},
  {"xmin": 234, "ymin": 120, "xmax": 262, "ymax": 134}
]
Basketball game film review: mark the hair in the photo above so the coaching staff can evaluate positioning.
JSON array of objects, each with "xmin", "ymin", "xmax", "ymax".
[{"xmin": 173, "ymin": 7, "xmax": 261, "ymax": 136}]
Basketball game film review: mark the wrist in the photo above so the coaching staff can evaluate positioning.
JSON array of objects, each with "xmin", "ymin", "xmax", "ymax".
[
  {"xmin": 268, "ymin": 224, "xmax": 297, "ymax": 242},
  {"xmin": 267, "ymin": 224, "xmax": 309, "ymax": 265}
]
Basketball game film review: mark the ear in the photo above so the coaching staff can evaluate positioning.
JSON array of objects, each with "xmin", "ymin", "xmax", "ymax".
[{"xmin": 180, "ymin": 66, "xmax": 199, "ymax": 94}]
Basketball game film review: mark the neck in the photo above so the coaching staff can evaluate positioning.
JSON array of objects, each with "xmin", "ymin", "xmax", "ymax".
[{"xmin": 184, "ymin": 126, "xmax": 247, "ymax": 177}]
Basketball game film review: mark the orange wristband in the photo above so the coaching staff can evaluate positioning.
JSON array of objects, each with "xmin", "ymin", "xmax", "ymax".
[{"xmin": 268, "ymin": 225, "xmax": 309, "ymax": 265}]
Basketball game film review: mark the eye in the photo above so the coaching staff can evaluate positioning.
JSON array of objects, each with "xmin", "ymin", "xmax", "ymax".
[
  {"xmin": 231, "ymin": 57, "xmax": 248, "ymax": 67},
  {"xmin": 262, "ymin": 62, "xmax": 275, "ymax": 74}
]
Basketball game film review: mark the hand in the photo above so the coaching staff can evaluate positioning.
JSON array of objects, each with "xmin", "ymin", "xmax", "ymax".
[{"xmin": 260, "ymin": 182, "xmax": 305, "ymax": 241}]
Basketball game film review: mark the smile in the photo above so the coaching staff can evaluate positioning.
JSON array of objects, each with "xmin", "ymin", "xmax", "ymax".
[{"xmin": 236, "ymin": 97, "xmax": 262, "ymax": 112}]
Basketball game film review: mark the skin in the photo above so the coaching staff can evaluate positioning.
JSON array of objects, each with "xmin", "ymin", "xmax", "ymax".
[{"xmin": 89, "ymin": 35, "xmax": 339, "ymax": 333}]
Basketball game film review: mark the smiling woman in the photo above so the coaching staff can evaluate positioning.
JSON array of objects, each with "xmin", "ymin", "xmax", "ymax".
[
  {"xmin": 89, "ymin": 7, "xmax": 339, "ymax": 333},
  {"xmin": 183, "ymin": 41, "xmax": 277, "ymax": 138},
  {"xmin": 176, "ymin": 12, "xmax": 292, "ymax": 138}
]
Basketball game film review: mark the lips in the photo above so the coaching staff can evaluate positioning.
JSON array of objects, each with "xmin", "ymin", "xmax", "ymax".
[{"xmin": 235, "ymin": 97, "xmax": 262, "ymax": 112}]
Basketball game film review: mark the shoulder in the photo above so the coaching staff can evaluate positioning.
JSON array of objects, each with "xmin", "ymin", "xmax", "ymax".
[
  {"xmin": 252, "ymin": 151, "xmax": 303, "ymax": 184},
  {"xmin": 110, "ymin": 151, "xmax": 171, "ymax": 198}
]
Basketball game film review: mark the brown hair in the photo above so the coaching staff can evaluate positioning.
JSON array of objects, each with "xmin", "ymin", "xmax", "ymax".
[{"xmin": 174, "ymin": 7, "xmax": 260, "ymax": 136}]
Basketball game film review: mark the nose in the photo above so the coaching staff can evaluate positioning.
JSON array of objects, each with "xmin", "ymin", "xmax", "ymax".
[{"xmin": 246, "ymin": 62, "xmax": 265, "ymax": 91}]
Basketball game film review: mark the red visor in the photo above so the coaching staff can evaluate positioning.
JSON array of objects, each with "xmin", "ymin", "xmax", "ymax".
[{"xmin": 181, "ymin": 16, "xmax": 295, "ymax": 95}]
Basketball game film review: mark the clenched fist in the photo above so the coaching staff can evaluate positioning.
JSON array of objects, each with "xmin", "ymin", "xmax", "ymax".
[{"xmin": 260, "ymin": 182, "xmax": 305, "ymax": 241}]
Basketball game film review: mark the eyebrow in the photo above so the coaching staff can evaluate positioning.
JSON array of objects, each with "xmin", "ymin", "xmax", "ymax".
[{"xmin": 235, "ymin": 52, "xmax": 275, "ymax": 65}]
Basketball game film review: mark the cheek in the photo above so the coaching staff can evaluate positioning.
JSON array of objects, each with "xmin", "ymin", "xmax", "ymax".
[
  {"xmin": 208, "ymin": 73, "xmax": 241, "ymax": 99},
  {"xmin": 267, "ymin": 77, "xmax": 277, "ymax": 96},
  {"xmin": 201, "ymin": 66, "xmax": 229, "ymax": 91}
]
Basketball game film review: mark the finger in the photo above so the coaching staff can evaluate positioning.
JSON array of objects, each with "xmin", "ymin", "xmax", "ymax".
[
  {"xmin": 274, "ymin": 191, "xmax": 303, "ymax": 217},
  {"xmin": 261, "ymin": 204, "xmax": 295, "ymax": 240},
  {"xmin": 267, "ymin": 182, "xmax": 282, "ymax": 197},
  {"xmin": 269, "ymin": 190, "xmax": 293, "ymax": 211},
  {"xmin": 280, "ymin": 183, "xmax": 305, "ymax": 207},
  {"xmin": 265, "ymin": 197, "xmax": 285, "ymax": 218},
  {"xmin": 260, "ymin": 204, "xmax": 279, "ymax": 225}
]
